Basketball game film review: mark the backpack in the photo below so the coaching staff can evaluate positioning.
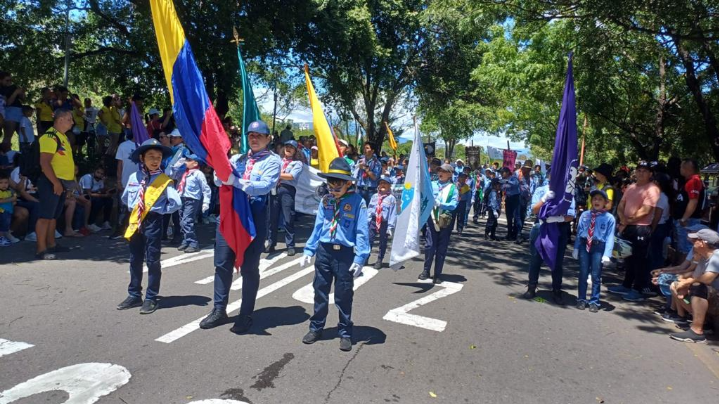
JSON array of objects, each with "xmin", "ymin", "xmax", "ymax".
[
  {"xmin": 20, "ymin": 132, "xmax": 60, "ymax": 184},
  {"xmin": 574, "ymin": 183, "xmax": 588, "ymax": 207}
]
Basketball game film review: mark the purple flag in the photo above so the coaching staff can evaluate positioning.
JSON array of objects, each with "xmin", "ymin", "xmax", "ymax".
[
  {"xmin": 130, "ymin": 101, "xmax": 149, "ymax": 146},
  {"xmin": 535, "ymin": 54, "xmax": 579, "ymax": 271}
]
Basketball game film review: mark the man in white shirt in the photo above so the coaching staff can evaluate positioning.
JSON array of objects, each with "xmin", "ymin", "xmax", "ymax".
[
  {"xmin": 79, "ymin": 166, "xmax": 114, "ymax": 232},
  {"xmin": 110, "ymin": 137, "xmax": 137, "ymax": 239}
]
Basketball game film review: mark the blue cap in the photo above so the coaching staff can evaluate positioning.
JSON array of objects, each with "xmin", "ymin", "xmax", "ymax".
[
  {"xmin": 246, "ymin": 120, "xmax": 270, "ymax": 135},
  {"xmin": 380, "ymin": 157, "xmax": 389, "ymax": 164},
  {"xmin": 284, "ymin": 140, "xmax": 298, "ymax": 149},
  {"xmin": 378, "ymin": 175, "xmax": 393, "ymax": 184},
  {"xmin": 589, "ymin": 189, "xmax": 609, "ymax": 200},
  {"xmin": 130, "ymin": 138, "xmax": 172, "ymax": 163}
]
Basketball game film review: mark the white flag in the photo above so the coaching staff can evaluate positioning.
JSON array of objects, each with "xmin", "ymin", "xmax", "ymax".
[{"xmin": 389, "ymin": 121, "xmax": 434, "ymax": 269}]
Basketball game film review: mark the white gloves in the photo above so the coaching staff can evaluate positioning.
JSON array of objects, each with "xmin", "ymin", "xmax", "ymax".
[
  {"xmin": 601, "ymin": 256, "xmax": 611, "ymax": 265},
  {"xmin": 540, "ymin": 190, "xmax": 555, "ymax": 203},
  {"xmin": 572, "ymin": 249, "xmax": 579, "ymax": 260},
  {"xmin": 494, "ymin": 211, "xmax": 499, "ymax": 218},
  {"xmin": 300, "ymin": 254, "xmax": 313, "ymax": 267},
  {"xmin": 545, "ymin": 216, "xmax": 565, "ymax": 223},
  {"xmin": 222, "ymin": 173, "xmax": 236, "ymax": 186},
  {"xmin": 387, "ymin": 229, "xmax": 393, "ymax": 238},
  {"xmin": 350, "ymin": 263, "xmax": 363, "ymax": 278},
  {"xmin": 202, "ymin": 204, "xmax": 209, "ymax": 213}
]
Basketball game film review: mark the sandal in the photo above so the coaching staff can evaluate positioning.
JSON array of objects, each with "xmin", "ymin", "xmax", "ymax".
[
  {"xmin": 35, "ymin": 251, "xmax": 56, "ymax": 260},
  {"xmin": 64, "ymin": 231, "xmax": 84, "ymax": 238}
]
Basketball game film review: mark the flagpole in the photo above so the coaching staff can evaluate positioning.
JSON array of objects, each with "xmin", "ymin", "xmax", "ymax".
[{"xmin": 580, "ymin": 114, "xmax": 587, "ymax": 166}]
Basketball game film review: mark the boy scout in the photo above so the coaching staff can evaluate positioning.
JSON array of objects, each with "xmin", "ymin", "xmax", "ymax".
[{"xmin": 367, "ymin": 175, "xmax": 397, "ymax": 269}]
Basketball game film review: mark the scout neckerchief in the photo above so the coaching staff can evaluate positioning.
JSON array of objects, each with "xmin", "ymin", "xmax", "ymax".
[
  {"xmin": 360, "ymin": 155, "xmax": 376, "ymax": 180},
  {"xmin": 243, "ymin": 149, "xmax": 270, "ymax": 180},
  {"xmin": 282, "ymin": 157, "xmax": 292, "ymax": 173},
  {"xmin": 125, "ymin": 167, "xmax": 172, "ymax": 240},
  {"xmin": 375, "ymin": 191, "xmax": 390, "ymax": 231},
  {"xmin": 586, "ymin": 209, "xmax": 606, "ymax": 252},
  {"xmin": 329, "ymin": 191, "xmax": 355, "ymax": 239},
  {"xmin": 433, "ymin": 181, "xmax": 456, "ymax": 220},
  {"xmin": 177, "ymin": 167, "xmax": 198, "ymax": 195}
]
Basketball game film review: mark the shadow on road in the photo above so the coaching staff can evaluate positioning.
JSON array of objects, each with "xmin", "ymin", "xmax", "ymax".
[
  {"xmin": 158, "ymin": 294, "xmax": 211, "ymax": 310},
  {"xmin": 319, "ymin": 325, "xmax": 387, "ymax": 345},
  {"xmin": 236, "ymin": 306, "xmax": 311, "ymax": 336}
]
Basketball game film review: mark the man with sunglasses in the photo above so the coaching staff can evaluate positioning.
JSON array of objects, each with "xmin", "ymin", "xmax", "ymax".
[{"xmin": 200, "ymin": 120, "xmax": 281, "ymax": 334}]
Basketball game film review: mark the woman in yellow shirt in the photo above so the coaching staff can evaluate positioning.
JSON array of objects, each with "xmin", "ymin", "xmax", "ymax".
[
  {"xmin": 34, "ymin": 87, "xmax": 55, "ymax": 135},
  {"xmin": 71, "ymin": 95, "xmax": 85, "ymax": 156}
]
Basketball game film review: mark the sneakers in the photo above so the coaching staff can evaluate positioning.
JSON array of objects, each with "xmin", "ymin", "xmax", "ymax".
[
  {"xmin": 670, "ymin": 329, "xmax": 707, "ymax": 343},
  {"xmin": 108, "ymin": 231, "xmax": 124, "ymax": 240},
  {"xmin": 339, "ymin": 337, "xmax": 352, "ymax": 352},
  {"xmin": 287, "ymin": 247, "xmax": 296, "ymax": 256},
  {"xmin": 374, "ymin": 260, "xmax": 383, "ymax": 270},
  {"xmin": 139, "ymin": 299, "xmax": 158, "ymax": 314},
  {"xmin": 588, "ymin": 304, "xmax": 600, "ymax": 313},
  {"xmin": 522, "ymin": 287, "xmax": 536, "ymax": 300},
  {"xmin": 0, "ymin": 237, "xmax": 11, "ymax": 247},
  {"xmin": 54, "ymin": 230, "xmax": 62, "ymax": 239},
  {"xmin": 117, "ymin": 296, "xmax": 143, "ymax": 310},
  {"xmin": 622, "ymin": 290, "xmax": 646, "ymax": 302},
  {"xmin": 640, "ymin": 287, "xmax": 657, "ymax": 297},
  {"xmin": 184, "ymin": 246, "xmax": 200, "ymax": 253},
  {"xmin": 418, "ymin": 271, "xmax": 430, "ymax": 281},
  {"xmin": 607, "ymin": 285, "xmax": 632, "ymax": 295},
  {"xmin": 661, "ymin": 312, "xmax": 688, "ymax": 324},
  {"xmin": 302, "ymin": 330, "xmax": 322, "ymax": 344},
  {"xmin": 101, "ymin": 221, "xmax": 112, "ymax": 230},
  {"xmin": 177, "ymin": 243, "xmax": 189, "ymax": 251},
  {"xmin": 552, "ymin": 290, "xmax": 565, "ymax": 305},
  {"xmin": 7, "ymin": 233, "xmax": 20, "ymax": 243},
  {"xmin": 199, "ymin": 308, "xmax": 228, "ymax": 329},
  {"xmin": 24, "ymin": 232, "xmax": 37, "ymax": 242},
  {"xmin": 230, "ymin": 315, "xmax": 253, "ymax": 334},
  {"xmin": 87, "ymin": 224, "xmax": 102, "ymax": 233},
  {"xmin": 576, "ymin": 301, "xmax": 587, "ymax": 310}
]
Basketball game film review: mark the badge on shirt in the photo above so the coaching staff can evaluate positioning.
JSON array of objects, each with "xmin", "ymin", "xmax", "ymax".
[{"xmin": 343, "ymin": 203, "xmax": 352, "ymax": 212}]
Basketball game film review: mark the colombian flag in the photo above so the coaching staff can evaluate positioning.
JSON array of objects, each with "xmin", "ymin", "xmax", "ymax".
[{"xmin": 150, "ymin": 0, "xmax": 254, "ymax": 268}]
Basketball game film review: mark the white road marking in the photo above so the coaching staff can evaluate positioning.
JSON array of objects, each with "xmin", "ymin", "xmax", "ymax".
[
  {"xmin": 189, "ymin": 400, "xmax": 250, "ymax": 404},
  {"xmin": 195, "ymin": 252, "xmax": 288, "ymax": 285},
  {"xmin": 383, "ymin": 281, "xmax": 463, "ymax": 332},
  {"xmin": 0, "ymin": 339, "xmax": 33, "ymax": 358},
  {"xmin": 156, "ymin": 264, "xmax": 314, "ymax": 344},
  {"xmin": 0, "ymin": 363, "xmax": 131, "ymax": 404},
  {"xmin": 292, "ymin": 267, "xmax": 379, "ymax": 304},
  {"xmin": 136, "ymin": 248, "xmax": 214, "ymax": 274}
]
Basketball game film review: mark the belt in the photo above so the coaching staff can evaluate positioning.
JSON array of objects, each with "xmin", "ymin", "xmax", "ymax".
[
  {"xmin": 321, "ymin": 242, "xmax": 350, "ymax": 251},
  {"xmin": 361, "ymin": 186, "xmax": 377, "ymax": 191},
  {"xmin": 579, "ymin": 237, "xmax": 604, "ymax": 246}
]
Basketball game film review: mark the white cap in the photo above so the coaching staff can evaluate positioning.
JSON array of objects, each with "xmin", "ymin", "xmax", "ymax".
[
  {"xmin": 338, "ymin": 139, "xmax": 349, "ymax": 147},
  {"xmin": 169, "ymin": 129, "xmax": 182, "ymax": 138}
]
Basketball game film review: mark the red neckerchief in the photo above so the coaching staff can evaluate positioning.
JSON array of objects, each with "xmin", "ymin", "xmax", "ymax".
[
  {"xmin": 243, "ymin": 149, "xmax": 270, "ymax": 180},
  {"xmin": 177, "ymin": 167, "xmax": 198, "ymax": 195}
]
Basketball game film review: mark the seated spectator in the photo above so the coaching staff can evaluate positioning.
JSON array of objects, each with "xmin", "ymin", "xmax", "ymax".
[
  {"xmin": 79, "ymin": 166, "xmax": 114, "ymax": 232},
  {"xmin": 669, "ymin": 229, "xmax": 719, "ymax": 343},
  {"xmin": 0, "ymin": 172, "xmax": 17, "ymax": 246},
  {"xmin": 10, "ymin": 166, "xmax": 39, "ymax": 241}
]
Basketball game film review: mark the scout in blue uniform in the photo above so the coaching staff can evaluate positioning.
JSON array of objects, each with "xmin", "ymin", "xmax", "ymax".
[
  {"xmin": 177, "ymin": 152, "xmax": 211, "ymax": 253},
  {"xmin": 267, "ymin": 140, "xmax": 303, "ymax": 256},
  {"xmin": 419, "ymin": 163, "xmax": 459, "ymax": 284},
  {"xmin": 515, "ymin": 160, "xmax": 534, "ymax": 243},
  {"xmin": 501, "ymin": 167, "xmax": 521, "ymax": 240},
  {"xmin": 199, "ymin": 120, "xmax": 281, "ymax": 334},
  {"xmin": 354, "ymin": 142, "xmax": 382, "ymax": 204},
  {"xmin": 367, "ymin": 175, "xmax": 397, "ymax": 269},
  {"xmin": 484, "ymin": 178, "xmax": 502, "ymax": 240},
  {"xmin": 455, "ymin": 173, "xmax": 471, "ymax": 235},
  {"xmin": 301, "ymin": 157, "xmax": 370, "ymax": 352},
  {"xmin": 163, "ymin": 129, "xmax": 186, "ymax": 244},
  {"xmin": 117, "ymin": 138, "xmax": 180, "ymax": 314}
]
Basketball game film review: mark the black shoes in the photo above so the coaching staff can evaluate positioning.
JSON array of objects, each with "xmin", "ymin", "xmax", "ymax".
[
  {"xmin": 230, "ymin": 315, "xmax": 253, "ymax": 334},
  {"xmin": 140, "ymin": 299, "xmax": 158, "ymax": 314},
  {"xmin": 552, "ymin": 290, "xmax": 565, "ymax": 305},
  {"xmin": 418, "ymin": 271, "xmax": 430, "ymax": 281},
  {"xmin": 200, "ymin": 308, "xmax": 229, "ymax": 329},
  {"xmin": 339, "ymin": 337, "xmax": 352, "ymax": 352},
  {"xmin": 576, "ymin": 301, "xmax": 587, "ymax": 310},
  {"xmin": 177, "ymin": 243, "xmax": 189, "ymax": 251},
  {"xmin": 588, "ymin": 304, "xmax": 600, "ymax": 313},
  {"xmin": 117, "ymin": 296, "xmax": 143, "ymax": 310},
  {"xmin": 302, "ymin": 330, "xmax": 322, "ymax": 344},
  {"xmin": 374, "ymin": 260, "xmax": 383, "ymax": 270},
  {"xmin": 287, "ymin": 247, "xmax": 296, "ymax": 256},
  {"xmin": 265, "ymin": 244, "xmax": 276, "ymax": 254},
  {"xmin": 433, "ymin": 276, "xmax": 442, "ymax": 285},
  {"xmin": 522, "ymin": 287, "xmax": 536, "ymax": 300},
  {"xmin": 184, "ymin": 246, "xmax": 200, "ymax": 253}
]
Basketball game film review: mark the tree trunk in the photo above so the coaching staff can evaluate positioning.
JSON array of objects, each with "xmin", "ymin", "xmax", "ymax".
[{"xmin": 652, "ymin": 55, "xmax": 666, "ymax": 161}]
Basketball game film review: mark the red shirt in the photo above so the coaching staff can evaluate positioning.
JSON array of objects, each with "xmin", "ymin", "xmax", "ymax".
[{"xmin": 685, "ymin": 174, "xmax": 703, "ymax": 200}]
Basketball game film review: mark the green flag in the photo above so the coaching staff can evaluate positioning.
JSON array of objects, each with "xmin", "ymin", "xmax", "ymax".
[{"xmin": 238, "ymin": 47, "xmax": 260, "ymax": 154}]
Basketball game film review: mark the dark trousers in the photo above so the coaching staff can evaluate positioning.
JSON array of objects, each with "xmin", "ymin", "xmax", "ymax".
[
  {"xmin": 16, "ymin": 199, "xmax": 39, "ymax": 234},
  {"xmin": 310, "ymin": 243, "xmax": 355, "ymax": 338},
  {"xmin": 528, "ymin": 222, "xmax": 570, "ymax": 291},
  {"xmin": 505, "ymin": 194, "xmax": 520, "ymax": 239},
  {"xmin": 473, "ymin": 194, "xmax": 485, "ymax": 220},
  {"xmin": 163, "ymin": 210, "xmax": 181, "ymax": 240},
  {"xmin": 621, "ymin": 225, "xmax": 652, "ymax": 291},
  {"xmin": 368, "ymin": 220, "xmax": 389, "ymax": 262},
  {"xmin": 89, "ymin": 196, "xmax": 113, "ymax": 225},
  {"xmin": 455, "ymin": 200, "xmax": 467, "ymax": 232},
  {"xmin": 128, "ymin": 213, "xmax": 163, "ymax": 301},
  {"xmin": 649, "ymin": 221, "xmax": 672, "ymax": 271},
  {"xmin": 212, "ymin": 208, "xmax": 267, "ymax": 316},
  {"xmin": 515, "ymin": 200, "xmax": 528, "ymax": 238},
  {"xmin": 485, "ymin": 208, "xmax": 498, "ymax": 238},
  {"xmin": 268, "ymin": 185, "xmax": 296, "ymax": 248},
  {"xmin": 180, "ymin": 197, "xmax": 201, "ymax": 248},
  {"xmin": 358, "ymin": 187, "xmax": 376, "ymax": 205},
  {"xmin": 424, "ymin": 217, "xmax": 454, "ymax": 277}
]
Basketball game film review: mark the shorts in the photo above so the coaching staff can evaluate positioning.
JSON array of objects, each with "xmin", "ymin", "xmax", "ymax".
[
  {"xmin": 689, "ymin": 283, "xmax": 717, "ymax": 301},
  {"xmin": 75, "ymin": 131, "xmax": 87, "ymax": 146},
  {"xmin": 3, "ymin": 106, "xmax": 22, "ymax": 123},
  {"xmin": 37, "ymin": 175, "xmax": 67, "ymax": 220}
]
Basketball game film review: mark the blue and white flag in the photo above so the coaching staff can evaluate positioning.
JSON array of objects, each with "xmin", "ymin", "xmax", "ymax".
[{"xmin": 390, "ymin": 120, "xmax": 434, "ymax": 269}]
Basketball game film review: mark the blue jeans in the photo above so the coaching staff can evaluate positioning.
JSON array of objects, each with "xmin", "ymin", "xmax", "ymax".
[
  {"xmin": 180, "ymin": 197, "xmax": 201, "ymax": 248},
  {"xmin": 128, "ymin": 212, "xmax": 162, "ymax": 301},
  {"xmin": 0, "ymin": 211, "xmax": 10, "ymax": 232},
  {"xmin": 310, "ymin": 243, "xmax": 355, "ymax": 338},
  {"xmin": 455, "ymin": 200, "xmax": 467, "ymax": 232},
  {"xmin": 674, "ymin": 218, "xmax": 701, "ymax": 254},
  {"xmin": 528, "ymin": 222, "xmax": 570, "ymax": 290},
  {"xmin": 424, "ymin": 217, "xmax": 454, "ymax": 277},
  {"xmin": 577, "ymin": 239, "xmax": 605, "ymax": 305}
]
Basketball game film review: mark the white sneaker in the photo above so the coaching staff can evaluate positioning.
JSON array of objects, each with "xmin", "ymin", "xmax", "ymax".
[
  {"xmin": 54, "ymin": 230, "xmax": 62, "ymax": 239},
  {"xmin": 87, "ymin": 224, "xmax": 102, "ymax": 233},
  {"xmin": 101, "ymin": 221, "xmax": 112, "ymax": 230},
  {"xmin": 25, "ymin": 232, "xmax": 37, "ymax": 242},
  {"xmin": 7, "ymin": 233, "xmax": 20, "ymax": 243},
  {"xmin": 0, "ymin": 237, "xmax": 11, "ymax": 247}
]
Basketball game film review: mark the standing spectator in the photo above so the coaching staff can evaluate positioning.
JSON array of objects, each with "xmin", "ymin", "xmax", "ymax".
[
  {"xmin": 79, "ymin": 166, "xmax": 114, "ymax": 232},
  {"xmin": 500, "ymin": 167, "xmax": 520, "ymax": 241},
  {"xmin": 35, "ymin": 110, "xmax": 75, "ymax": 259},
  {"xmin": 177, "ymin": 153, "xmax": 210, "ymax": 253},
  {"xmin": 279, "ymin": 124, "xmax": 294, "ymax": 143},
  {"xmin": 71, "ymin": 95, "xmax": 85, "ymax": 157},
  {"xmin": 146, "ymin": 108, "xmax": 163, "ymax": 139},
  {"xmin": 589, "ymin": 163, "xmax": 616, "ymax": 212},
  {"xmin": 649, "ymin": 173, "xmax": 674, "ymax": 271},
  {"xmin": 0, "ymin": 172, "xmax": 16, "ymax": 246},
  {"xmin": 0, "ymin": 72, "xmax": 25, "ymax": 147},
  {"xmin": 609, "ymin": 161, "xmax": 660, "ymax": 301},
  {"xmin": 110, "ymin": 130, "xmax": 138, "ymax": 240},
  {"xmin": 98, "ymin": 96, "xmax": 118, "ymax": 155},
  {"xmin": 107, "ymin": 96, "xmax": 123, "ymax": 155},
  {"xmin": 83, "ymin": 98, "xmax": 99, "ymax": 154},
  {"xmin": 18, "ymin": 106, "xmax": 35, "ymax": 153},
  {"xmin": 35, "ymin": 87, "xmax": 55, "ymax": 136},
  {"xmin": 673, "ymin": 159, "xmax": 706, "ymax": 260}
]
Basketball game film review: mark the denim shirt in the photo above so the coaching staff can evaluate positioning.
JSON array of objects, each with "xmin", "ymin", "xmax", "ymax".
[
  {"xmin": 574, "ymin": 210, "xmax": 616, "ymax": 257},
  {"xmin": 487, "ymin": 189, "xmax": 500, "ymax": 211},
  {"xmin": 354, "ymin": 154, "xmax": 382, "ymax": 188},
  {"xmin": 304, "ymin": 192, "xmax": 370, "ymax": 265},
  {"xmin": 367, "ymin": 192, "xmax": 398, "ymax": 230},
  {"xmin": 280, "ymin": 159, "xmax": 303, "ymax": 188},
  {"xmin": 503, "ymin": 175, "xmax": 521, "ymax": 196},
  {"xmin": 180, "ymin": 169, "xmax": 211, "ymax": 204},
  {"xmin": 122, "ymin": 170, "xmax": 181, "ymax": 214}
]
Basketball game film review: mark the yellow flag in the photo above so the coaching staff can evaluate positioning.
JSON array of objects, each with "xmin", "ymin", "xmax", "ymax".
[
  {"xmin": 304, "ymin": 65, "xmax": 340, "ymax": 172},
  {"xmin": 385, "ymin": 121, "xmax": 398, "ymax": 152}
]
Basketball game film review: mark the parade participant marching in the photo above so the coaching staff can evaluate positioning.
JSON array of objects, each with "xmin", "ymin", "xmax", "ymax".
[
  {"xmin": 367, "ymin": 175, "xmax": 397, "ymax": 269},
  {"xmin": 177, "ymin": 152, "xmax": 211, "ymax": 253},
  {"xmin": 267, "ymin": 139, "xmax": 303, "ymax": 256},
  {"xmin": 515, "ymin": 160, "xmax": 534, "ymax": 243},
  {"xmin": 485, "ymin": 178, "xmax": 502, "ymax": 240},
  {"xmin": 455, "ymin": 172, "xmax": 471, "ymax": 235},
  {"xmin": 354, "ymin": 141, "xmax": 381, "ymax": 204},
  {"xmin": 419, "ymin": 163, "xmax": 459, "ymax": 284},
  {"xmin": 117, "ymin": 138, "xmax": 180, "ymax": 314},
  {"xmin": 501, "ymin": 166, "xmax": 521, "ymax": 241},
  {"xmin": 199, "ymin": 120, "xmax": 281, "ymax": 334},
  {"xmin": 572, "ymin": 189, "xmax": 615, "ymax": 312},
  {"xmin": 162, "ymin": 128, "xmax": 186, "ymax": 244},
  {"xmin": 300, "ymin": 157, "xmax": 369, "ymax": 352}
]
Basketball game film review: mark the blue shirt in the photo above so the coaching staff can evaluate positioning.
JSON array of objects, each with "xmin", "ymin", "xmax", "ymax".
[
  {"xmin": 518, "ymin": 175, "xmax": 533, "ymax": 203},
  {"xmin": 487, "ymin": 189, "xmax": 500, "ymax": 211},
  {"xmin": 432, "ymin": 180, "xmax": 459, "ymax": 212},
  {"xmin": 122, "ymin": 171, "xmax": 181, "ymax": 214},
  {"xmin": 218, "ymin": 152, "xmax": 282, "ymax": 197},
  {"xmin": 304, "ymin": 192, "xmax": 370, "ymax": 265},
  {"xmin": 502, "ymin": 175, "xmax": 520, "ymax": 196},
  {"xmin": 574, "ymin": 210, "xmax": 616, "ymax": 257},
  {"xmin": 180, "ymin": 169, "xmax": 211, "ymax": 204},
  {"xmin": 165, "ymin": 144, "xmax": 187, "ymax": 180},
  {"xmin": 280, "ymin": 159, "xmax": 303, "ymax": 188},
  {"xmin": 367, "ymin": 192, "xmax": 398, "ymax": 230},
  {"xmin": 354, "ymin": 154, "xmax": 382, "ymax": 188}
]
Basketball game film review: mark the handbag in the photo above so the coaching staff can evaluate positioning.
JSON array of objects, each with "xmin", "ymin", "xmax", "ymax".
[{"xmin": 436, "ymin": 184, "xmax": 456, "ymax": 229}]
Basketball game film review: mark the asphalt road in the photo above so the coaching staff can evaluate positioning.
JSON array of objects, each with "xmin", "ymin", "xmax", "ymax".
[{"xmin": 0, "ymin": 214, "xmax": 717, "ymax": 404}]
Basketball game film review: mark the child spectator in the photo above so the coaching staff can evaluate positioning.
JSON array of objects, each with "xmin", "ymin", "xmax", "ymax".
[
  {"xmin": 79, "ymin": 166, "xmax": 114, "ymax": 232},
  {"xmin": 10, "ymin": 166, "xmax": 39, "ymax": 241},
  {"xmin": 455, "ymin": 173, "xmax": 471, "ymax": 235},
  {"xmin": 177, "ymin": 153, "xmax": 210, "ymax": 253},
  {"xmin": 572, "ymin": 190, "xmax": 616, "ymax": 312},
  {"xmin": 0, "ymin": 172, "xmax": 17, "ymax": 246},
  {"xmin": 484, "ymin": 178, "xmax": 501, "ymax": 241},
  {"xmin": 19, "ymin": 105, "xmax": 35, "ymax": 153},
  {"xmin": 367, "ymin": 175, "xmax": 397, "ymax": 269}
]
